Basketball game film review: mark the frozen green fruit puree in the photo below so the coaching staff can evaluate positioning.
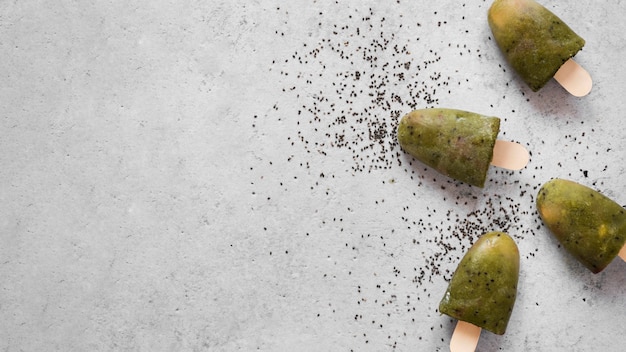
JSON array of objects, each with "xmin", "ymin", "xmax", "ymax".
[
  {"xmin": 397, "ymin": 108, "xmax": 500, "ymax": 188},
  {"xmin": 537, "ymin": 179, "xmax": 626, "ymax": 274},
  {"xmin": 488, "ymin": 0, "xmax": 585, "ymax": 91},
  {"xmin": 439, "ymin": 232, "xmax": 519, "ymax": 335}
]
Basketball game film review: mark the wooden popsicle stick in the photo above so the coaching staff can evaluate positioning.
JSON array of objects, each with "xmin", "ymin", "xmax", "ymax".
[
  {"xmin": 618, "ymin": 243, "xmax": 626, "ymax": 262},
  {"xmin": 553, "ymin": 58, "xmax": 592, "ymax": 97},
  {"xmin": 450, "ymin": 320, "xmax": 481, "ymax": 352},
  {"xmin": 491, "ymin": 140, "xmax": 530, "ymax": 171}
]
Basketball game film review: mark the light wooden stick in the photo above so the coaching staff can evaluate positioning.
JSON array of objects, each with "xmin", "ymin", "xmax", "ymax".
[
  {"xmin": 450, "ymin": 320, "xmax": 481, "ymax": 352},
  {"xmin": 491, "ymin": 140, "xmax": 530, "ymax": 171},
  {"xmin": 618, "ymin": 243, "xmax": 626, "ymax": 262},
  {"xmin": 553, "ymin": 58, "xmax": 592, "ymax": 97}
]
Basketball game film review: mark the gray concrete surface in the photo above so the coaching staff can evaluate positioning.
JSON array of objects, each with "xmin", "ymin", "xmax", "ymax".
[{"xmin": 1, "ymin": 1, "xmax": 625, "ymax": 351}]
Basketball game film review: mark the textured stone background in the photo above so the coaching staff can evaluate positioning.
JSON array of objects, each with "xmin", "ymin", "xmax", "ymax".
[{"xmin": 1, "ymin": 1, "xmax": 625, "ymax": 351}]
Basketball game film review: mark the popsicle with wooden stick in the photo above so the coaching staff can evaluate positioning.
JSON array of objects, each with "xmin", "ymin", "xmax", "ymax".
[
  {"xmin": 537, "ymin": 179, "xmax": 626, "ymax": 274},
  {"xmin": 397, "ymin": 108, "xmax": 529, "ymax": 188},
  {"xmin": 488, "ymin": 0, "xmax": 592, "ymax": 96},
  {"xmin": 439, "ymin": 232, "xmax": 520, "ymax": 351}
]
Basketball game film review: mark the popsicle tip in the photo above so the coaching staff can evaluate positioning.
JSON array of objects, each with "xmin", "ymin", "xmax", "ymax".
[
  {"xmin": 491, "ymin": 140, "xmax": 530, "ymax": 171},
  {"xmin": 553, "ymin": 58, "xmax": 592, "ymax": 97},
  {"xmin": 450, "ymin": 320, "xmax": 481, "ymax": 352}
]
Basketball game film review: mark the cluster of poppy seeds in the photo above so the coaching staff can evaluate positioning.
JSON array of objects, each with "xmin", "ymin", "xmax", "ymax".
[
  {"xmin": 407, "ymin": 192, "xmax": 540, "ymax": 281},
  {"xmin": 274, "ymin": 7, "xmax": 469, "ymax": 175}
]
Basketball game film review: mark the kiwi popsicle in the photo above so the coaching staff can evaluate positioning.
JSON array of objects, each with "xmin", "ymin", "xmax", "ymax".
[
  {"xmin": 397, "ymin": 108, "xmax": 529, "ymax": 188},
  {"xmin": 488, "ymin": 0, "xmax": 590, "ymax": 95},
  {"xmin": 537, "ymin": 179, "xmax": 626, "ymax": 274},
  {"xmin": 439, "ymin": 232, "xmax": 520, "ymax": 339}
]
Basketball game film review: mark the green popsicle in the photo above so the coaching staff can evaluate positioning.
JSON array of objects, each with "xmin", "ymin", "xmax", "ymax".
[
  {"xmin": 537, "ymin": 179, "xmax": 626, "ymax": 274},
  {"xmin": 488, "ymin": 0, "xmax": 585, "ymax": 92},
  {"xmin": 439, "ymin": 231, "xmax": 520, "ymax": 335},
  {"xmin": 397, "ymin": 108, "xmax": 500, "ymax": 188}
]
